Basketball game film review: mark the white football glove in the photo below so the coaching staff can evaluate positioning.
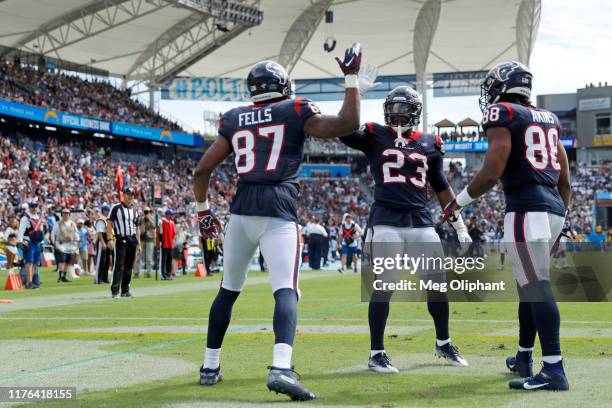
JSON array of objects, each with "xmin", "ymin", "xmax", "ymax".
[
  {"xmin": 358, "ymin": 64, "xmax": 381, "ymax": 95},
  {"xmin": 451, "ymin": 217, "xmax": 472, "ymax": 254}
]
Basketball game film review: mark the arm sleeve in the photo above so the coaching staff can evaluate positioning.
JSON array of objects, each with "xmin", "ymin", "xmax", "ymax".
[
  {"xmin": 427, "ymin": 152, "xmax": 450, "ymax": 193},
  {"xmin": 217, "ymin": 112, "xmax": 233, "ymax": 149},
  {"xmin": 294, "ymin": 98, "xmax": 321, "ymax": 127},
  {"xmin": 17, "ymin": 217, "xmax": 28, "ymax": 243},
  {"xmin": 339, "ymin": 123, "xmax": 374, "ymax": 153},
  {"xmin": 481, "ymin": 103, "xmax": 514, "ymax": 131}
]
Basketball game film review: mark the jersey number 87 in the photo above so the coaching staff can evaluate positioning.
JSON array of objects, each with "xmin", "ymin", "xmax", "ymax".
[{"xmin": 232, "ymin": 124, "xmax": 286, "ymax": 174}]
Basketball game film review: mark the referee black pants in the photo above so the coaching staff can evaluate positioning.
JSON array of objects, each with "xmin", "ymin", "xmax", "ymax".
[{"xmin": 111, "ymin": 236, "xmax": 137, "ymax": 295}]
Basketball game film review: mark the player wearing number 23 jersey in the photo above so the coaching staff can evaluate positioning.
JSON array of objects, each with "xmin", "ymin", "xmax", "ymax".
[
  {"xmin": 443, "ymin": 61, "xmax": 571, "ymax": 392},
  {"xmin": 341, "ymin": 86, "xmax": 471, "ymax": 375}
]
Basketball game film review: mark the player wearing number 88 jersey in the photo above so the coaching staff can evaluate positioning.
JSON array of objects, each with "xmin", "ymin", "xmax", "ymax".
[
  {"xmin": 443, "ymin": 61, "xmax": 571, "ymax": 391},
  {"xmin": 340, "ymin": 86, "xmax": 471, "ymax": 373},
  {"xmin": 481, "ymin": 101, "xmax": 565, "ymax": 217}
]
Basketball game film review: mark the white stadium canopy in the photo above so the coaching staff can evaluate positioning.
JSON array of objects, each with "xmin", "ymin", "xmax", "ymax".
[
  {"xmin": 0, "ymin": 0, "xmax": 541, "ymax": 82},
  {"xmin": 0, "ymin": 0, "xmax": 541, "ymax": 126}
]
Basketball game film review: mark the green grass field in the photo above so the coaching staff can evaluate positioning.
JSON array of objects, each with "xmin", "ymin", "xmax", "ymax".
[{"xmin": 1, "ymin": 266, "xmax": 611, "ymax": 407}]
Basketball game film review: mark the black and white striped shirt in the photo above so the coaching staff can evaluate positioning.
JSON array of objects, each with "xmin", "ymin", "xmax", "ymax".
[{"xmin": 108, "ymin": 202, "xmax": 138, "ymax": 237}]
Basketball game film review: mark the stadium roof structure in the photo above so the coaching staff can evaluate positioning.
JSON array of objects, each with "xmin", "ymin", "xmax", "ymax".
[{"xmin": 0, "ymin": 0, "xmax": 541, "ymax": 84}]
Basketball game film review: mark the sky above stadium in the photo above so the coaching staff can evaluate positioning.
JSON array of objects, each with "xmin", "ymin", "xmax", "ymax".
[{"xmin": 160, "ymin": 0, "xmax": 612, "ymax": 134}]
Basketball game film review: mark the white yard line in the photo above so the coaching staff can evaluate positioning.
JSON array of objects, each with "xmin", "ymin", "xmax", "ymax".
[
  {"xmin": 0, "ymin": 270, "xmax": 338, "ymax": 313},
  {"xmin": 1, "ymin": 316, "xmax": 610, "ymax": 325}
]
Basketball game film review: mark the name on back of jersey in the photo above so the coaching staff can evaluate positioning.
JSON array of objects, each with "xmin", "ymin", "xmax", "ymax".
[
  {"xmin": 238, "ymin": 108, "xmax": 272, "ymax": 127},
  {"xmin": 530, "ymin": 109, "xmax": 555, "ymax": 124}
]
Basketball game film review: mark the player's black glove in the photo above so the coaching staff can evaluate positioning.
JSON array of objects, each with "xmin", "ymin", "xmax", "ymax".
[
  {"xmin": 197, "ymin": 209, "xmax": 221, "ymax": 240},
  {"xmin": 335, "ymin": 42, "xmax": 362, "ymax": 75}
]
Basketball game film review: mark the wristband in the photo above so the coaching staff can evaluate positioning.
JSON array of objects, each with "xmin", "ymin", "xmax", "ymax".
[
  {"xmin": 455, "ymin": 188, "xmax": 475, "ymax": 207},
  {"xmin": 345, "ymin": 75, "xmax": 358, "ymax": 89},
  {"xmin": 196, "ymin": 200, "xmax": 210, "ymax": 211},
  {"xmin": 450, "ymin": 215, "xmax": 466, "ymax": 231}
]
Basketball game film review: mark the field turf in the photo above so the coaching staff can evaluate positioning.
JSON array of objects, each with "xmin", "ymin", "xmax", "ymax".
[{"xmin": 0, "ymin": 266, "xmax": 611, "ymax": 407}]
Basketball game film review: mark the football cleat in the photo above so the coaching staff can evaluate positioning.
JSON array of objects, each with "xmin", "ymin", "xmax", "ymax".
[
  {"xmin": 435, "ymin": 342, "xmax": 469, "ymax": 367},
  {"xmin": 199, "ymin": 365, "xmax": 222, "ymax": 385},
  {"xmin": 368, "ymin": 352, "xmax": 399, "ymax": 374},
  {"xmin": 506, "ymin": 350, "xmax": 533, "ymax": 377},
  {"xmin": 509, "ymin": 363, "xmax": 569, "ymax": 391},
  {"xmin": 267, "ymin": 366, "xmax": 316, "ymax": 401}
]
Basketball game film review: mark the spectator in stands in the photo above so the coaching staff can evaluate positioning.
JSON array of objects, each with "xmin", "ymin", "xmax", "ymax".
[
  {"xmin": 3, "ymin": 217, "xmax": 18, "ymax": 241},
  {"xmin": 159, "ymin": 209, "xmax": 175, "ymax": 280},
  {"xmin": 0, "ymin": 60, "xmax": 185, "ymax": 131},
  {"xmin": 17, "ymin": 201, "xmax": 44, "ymax": 289}
]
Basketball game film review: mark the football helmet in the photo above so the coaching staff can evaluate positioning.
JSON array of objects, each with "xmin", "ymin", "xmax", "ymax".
[
  {"xmin": 383, "ymin": 86, "xmax": 422, "ymax": 128},
  {"xmin": 479, "ymin": 61, "xmax": 532, "ymax": 112},
  {"xmin": 247, "ymin": 60, "xmax": 292, "ymax": 103}
]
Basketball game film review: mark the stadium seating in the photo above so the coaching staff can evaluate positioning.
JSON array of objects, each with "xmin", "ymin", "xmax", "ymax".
[{"xmin": 0, "ymin": 60, "xmax": 182, "ymax": 131}]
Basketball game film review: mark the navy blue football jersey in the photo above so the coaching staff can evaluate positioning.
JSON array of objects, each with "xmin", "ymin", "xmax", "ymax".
[
  {"xmin": 481, "ymin": 102, "xmax": 565, "ymax": 216},
  {"xmin": 340, "ymin": 123, "xmax": 449, "ymax": 227},
  {"xmin": 218, "ymin": 97, "xmax": 320, "ymax": 222}
]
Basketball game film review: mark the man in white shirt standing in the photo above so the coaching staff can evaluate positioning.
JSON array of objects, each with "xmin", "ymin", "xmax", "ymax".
[{"xmin": 303, "ymin": 217, "xmax": 328, "ymax": 270}]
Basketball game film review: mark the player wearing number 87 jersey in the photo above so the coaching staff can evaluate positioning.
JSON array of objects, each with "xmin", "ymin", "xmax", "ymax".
[
  {"xmin": 340, "ymin": 86, "xmax": 472, "ymax": 374},
  {"xmin": 442, "ymin": 61, "xmax": 571, "ymax": 391},
  {"xmin": 192, "ymin": 43, "xmax": 376, "ymax": 401}
]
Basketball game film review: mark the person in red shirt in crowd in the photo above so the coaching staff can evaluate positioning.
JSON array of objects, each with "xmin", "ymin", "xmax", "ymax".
[{"xmin": 159, "ymin": 209, "xmax": 176, "ymax": 280}]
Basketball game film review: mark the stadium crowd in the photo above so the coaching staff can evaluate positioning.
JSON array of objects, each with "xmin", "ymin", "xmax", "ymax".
[
  {"xmin": 0, "ymin": 129, "xmax": 610, "ymax": 287},
  {"xmin": 0, "ymin": 60, "xmax": 183, "ymax": 131}
]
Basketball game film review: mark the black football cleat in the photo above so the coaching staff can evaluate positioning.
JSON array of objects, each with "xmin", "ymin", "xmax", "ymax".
[
  {"xmin": 506, "ymin": 351, "xmax": 533, "ymax": 377},
  {"xmin": 267, "ymin": 366, "xmax": 316, "ymax": 401},
  {"xmin": 120, "ymin": 292, "xmax": 134, "ymax": 298},
  {"xmin": 199, "ymin": 365, "xmax": 222, "ymax": 385},
  {"xmin": 509, "ymin": 363, "xmax": 569, "ymax": 391},
  {"xmin": 435, "ymin": 342, "xmax": 469, "ymax": 367},
  {"xmin": 368, "ymin": 352, "xmax": 399, "ymax": 374}
]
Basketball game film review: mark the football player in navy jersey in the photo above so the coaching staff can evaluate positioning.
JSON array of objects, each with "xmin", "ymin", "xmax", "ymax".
[
  {"xmin": 192, "ymin": 43, "xmax": 379, "ymax": 401},
  {"xmin": 443, "ymin": 61, "xmax": 571, "ymax": 391},
  {"xmin": 340, "ymin": 86, "xmax": 472, "ymax": 373}
]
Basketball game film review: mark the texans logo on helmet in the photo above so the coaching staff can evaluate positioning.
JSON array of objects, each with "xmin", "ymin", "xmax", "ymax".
[
  {"xmin": 265, "ymin": 62, "xmax": 288, "ymax": 85},
  {"xmin": 492, "ymin": 61, "xmax": 529, "ymax": 81}
]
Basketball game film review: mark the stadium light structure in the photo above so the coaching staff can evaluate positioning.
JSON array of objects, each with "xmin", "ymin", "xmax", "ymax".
[{"xmin": 174, "ymin": 0, "xmax": 263, "ymax": 26}]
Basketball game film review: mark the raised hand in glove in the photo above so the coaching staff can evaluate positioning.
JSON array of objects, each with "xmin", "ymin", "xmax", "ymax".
[
  {"xmin": 335, "ymin": 42, "xmax": 362, "ymax": 75},
  {"xmin": 440, "ymin": 199, "xmax": 463, "ymax": 224},
  {"xmin": 358, "ymin": 64, "xmax": 381, "ymax": 95},
  {"xmin": 197, "ymin": 209, "xmax": 221, "ymax": 240}
]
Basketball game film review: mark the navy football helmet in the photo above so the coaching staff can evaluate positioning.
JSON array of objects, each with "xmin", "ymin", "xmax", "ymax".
[
  {"xmin": 383, "ymin": 86, "xmax": 422, "ymax": 128},
  {"xmin": 479, "ymin": 61, "xmax": 532, "ymax": 112},
  {"xmin": 247, "ymin": 60, "xmax": 292, "ymax": 103}
]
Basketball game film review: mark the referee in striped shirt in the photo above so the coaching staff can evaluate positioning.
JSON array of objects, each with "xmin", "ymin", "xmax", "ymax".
[{"xmin": 107, "ymin": 188, "xmax": 140, "ymax": 298}]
